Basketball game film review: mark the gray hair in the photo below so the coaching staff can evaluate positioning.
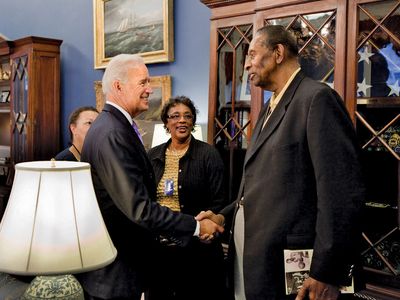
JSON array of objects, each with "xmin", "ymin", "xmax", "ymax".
[
  {"xmin": 102, "ymin": 54, "xmax": 145, "ymax": 96},
  {"xmin": 256, "ymin": 25, "xmax": 298, "ymax": 58}
]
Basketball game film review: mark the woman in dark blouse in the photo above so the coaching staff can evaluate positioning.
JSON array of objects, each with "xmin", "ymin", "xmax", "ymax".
[
  {"xmin": 55, "ymin": 106, "xmax": 98, "ymax": 161},
  {"xmin": 147, "ymin": 96, "xmax": 227, "ymax": 300}
]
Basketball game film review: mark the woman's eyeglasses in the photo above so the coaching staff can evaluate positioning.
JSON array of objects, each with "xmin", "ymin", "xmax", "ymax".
[{"xmin": 167, "ymin": 114, "xmax": 194, "ymax": 121}]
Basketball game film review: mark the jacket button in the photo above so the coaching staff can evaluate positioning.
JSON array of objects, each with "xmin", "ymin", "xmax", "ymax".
[
  {"xmin": 178, "ymin": 185, "xmax": 182, "ymax": 189},
  {"xmin": 179, "ymin": 169, "xmax": 182, "ymax": 173},
  {"xmin": 180, "ymin": 204, "xmax": 184, "ymax": 208}
]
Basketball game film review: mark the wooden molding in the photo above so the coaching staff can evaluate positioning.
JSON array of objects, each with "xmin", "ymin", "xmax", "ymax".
[{"xmin": 201, "ymin": 0, "xmax": 254, "ymax": 9}]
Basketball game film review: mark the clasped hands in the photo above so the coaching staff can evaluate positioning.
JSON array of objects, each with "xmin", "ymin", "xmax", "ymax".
[{"xmin": 195, "ymin": 210, "xmax": 225, "ymax": 243}]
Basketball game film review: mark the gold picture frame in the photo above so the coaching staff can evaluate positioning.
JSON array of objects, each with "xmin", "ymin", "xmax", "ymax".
[
  {"xmin": 93, "ymin": 0, "xmax": 174, "ymax": 69},
  {"xmin": 94, "ymin": 75, "xmax": 172, "ymax": 149}
]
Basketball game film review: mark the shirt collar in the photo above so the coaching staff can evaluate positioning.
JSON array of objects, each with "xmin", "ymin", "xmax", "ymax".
[
  {"xmin": 269, "ymin": 67, "xmax": 301, "ymax": 112},
  {"xmin": 106, "ymin": 101, "xmax": 133, "ymax": 125}
]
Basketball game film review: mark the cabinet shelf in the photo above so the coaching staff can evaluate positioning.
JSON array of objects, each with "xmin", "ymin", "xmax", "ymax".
[
  {"xmin": 358, "ymin": 98, "xmax": 400, "ymax": 107},
  {"xmin": 221, "ymin": 101, "xmax": 251, "ymax": 110},
  {"xmin": 0, "ymin": 80, "xmax": 10, "ymax": 87},
  {"xmin": 0, "ymin": 105, "xmax": 10, "ymax": 112}
]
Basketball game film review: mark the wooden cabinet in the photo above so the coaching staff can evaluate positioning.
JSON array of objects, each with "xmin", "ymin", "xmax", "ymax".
[
  {"xmin": 0, "ymin": 39, "xmax": 13, "ymax": 217},
  {"xmin": 0, "ymin": 36, "xmax": 62, "ymax": 216},
  {"xmin": 202, "ymin": 0, "xmax": 400, "ymax": 298},
  {"xmin": 9, "ymin": 36, "xmax": 62, "ymax": 163}
]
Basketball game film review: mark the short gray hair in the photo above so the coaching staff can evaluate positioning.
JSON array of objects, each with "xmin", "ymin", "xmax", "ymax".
[
  {"xmin": 256, "ymin": 25, "xmax": 298, "ymax": 58},
  {"xmin": 102, "ymin": 54, "xmax": 145, "ymax": 96}
]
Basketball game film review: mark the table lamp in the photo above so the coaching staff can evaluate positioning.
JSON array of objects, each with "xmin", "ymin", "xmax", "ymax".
[
  {"xmin": 151, "ymin": 124, "xmax": 203, "ymax": 148},
  {"xmin": 0, "ymin": 161, "xmax": 117, "ymax": 300}
]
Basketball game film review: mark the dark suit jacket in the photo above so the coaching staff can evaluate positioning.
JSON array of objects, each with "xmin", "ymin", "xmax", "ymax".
[
  {"xmin": 221, "ymin": 71, "xmax": 365, "ymax": 300},
  {"xmin": 78, "ymin": 104, "xmax": 196, "ymax": 299}
]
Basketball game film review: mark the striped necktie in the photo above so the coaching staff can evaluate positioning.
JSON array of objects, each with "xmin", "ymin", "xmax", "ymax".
[{"xmin": 132, "ymin": 120, "xmax": 143, "ymax": 144}]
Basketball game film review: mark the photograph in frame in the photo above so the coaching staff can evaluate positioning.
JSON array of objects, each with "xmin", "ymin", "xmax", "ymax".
[
  {"xmin": 0, "ymin": 90, "xmax": 10, "ymax": 103},
  {"xmin": 240, "ymin": 69, "xmax": 251, "ymax": 101},
  {"xmin": 94, "ymin": 0, "xmax": 174, "ymax": 69}
]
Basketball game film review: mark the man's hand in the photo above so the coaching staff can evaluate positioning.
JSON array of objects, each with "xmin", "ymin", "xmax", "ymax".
[
  {"xmin": 196, "ymin": 211, "xmax": 225, "ymax": 243},
  {"xmin": 196, "ymin": 210, "xmax": 225, "ymax": 226},
  {"xmin": 295, "ymin": 277, "xmax": 340, "ymax": 300}
]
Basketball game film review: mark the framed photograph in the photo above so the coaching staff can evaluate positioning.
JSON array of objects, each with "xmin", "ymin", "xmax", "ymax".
[
  {"xmin": 240, "ymin": 69, "xmax": 251, "ymax": 101},
  {"xmin": 94, "ymin": 75, "xmax": 172, "ymax": 149},
  {"xmin": 0, "ymin": 90, "xmax": 10, "ymax": 103},
  {"xmin": 93, "ymin": 0, "xmax": 174, "ymax": 69}
]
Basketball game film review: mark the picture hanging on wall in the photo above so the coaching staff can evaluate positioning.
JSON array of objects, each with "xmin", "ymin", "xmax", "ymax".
[
  {"xmin": 93, "ymin": 0, "xmax": 174, "ymax": 69},
  {"xmin": 0, "ymin": 90, "xmax": 10, "ymax": 103}
]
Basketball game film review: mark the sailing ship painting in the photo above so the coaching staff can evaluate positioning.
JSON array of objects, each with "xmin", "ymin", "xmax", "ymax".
[
  {"xmin": 117, "ymin": 13, "xmax": 136, "ymax": 33},
  {"xmin": 104, "ymin": 0, "xmax": 165, "ymax": 58}
]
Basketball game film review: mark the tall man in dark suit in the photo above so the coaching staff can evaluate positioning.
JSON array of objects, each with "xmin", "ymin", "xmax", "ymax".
[
  {"xmin": 197, "ymin": 25, "xmax": 365, "ymax": 300},
  {"xmin": 79, "ymin": 54, "xmax": 224, "ymax": 300}
]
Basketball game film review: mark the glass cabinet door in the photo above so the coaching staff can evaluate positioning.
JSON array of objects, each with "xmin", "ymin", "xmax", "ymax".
[
  {"xmin": 215, "ymin": 24, "xmax": 253, "ymax": 149},
  {"xmin": 213, "ymin": 23, "xmax": 253, "ymax": 202},
  {"xmin": 350, "ymin": 0, "xmax": 400, "ymax": 290},
  {"xmin": 11, "ymin": 55, "xmax": 29, "ymax": 164}
]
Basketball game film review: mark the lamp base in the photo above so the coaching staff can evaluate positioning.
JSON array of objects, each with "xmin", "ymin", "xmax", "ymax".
[{"xmin": 21, "ymin": 275, "xmax": 84, "ymax": 300}]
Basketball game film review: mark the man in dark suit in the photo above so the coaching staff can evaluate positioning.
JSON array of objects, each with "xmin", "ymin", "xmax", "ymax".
[
  {"xmin": 79, "ymin": 54, "xmax": 223, "ymax": 300},
  {"xmin": 197, "ymin": 25, "xmax": 365, "ymax": 300}
]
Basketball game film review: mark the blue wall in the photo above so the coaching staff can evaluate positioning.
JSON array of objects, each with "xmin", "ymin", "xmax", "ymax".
[{"xmin": 0, "ymin": 0, "xmax": 211, "ymax": 147}]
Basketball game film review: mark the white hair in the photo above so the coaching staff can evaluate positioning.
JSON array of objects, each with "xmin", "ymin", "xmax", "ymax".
[{"xmin": 102, "ymin": 54, "xmax": 145, "ymax": 96}]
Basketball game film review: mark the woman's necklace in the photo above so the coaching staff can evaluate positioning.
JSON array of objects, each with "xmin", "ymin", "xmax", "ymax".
[
  {"xmin": 69, "ymin": 143, "xmax": 81, "ymax": 161},
  {"xmin": 169, "ymin": 146, "xmax": 188, "ymax": 159},
  {"xmin": 169, "ymin": 138, "xmax": 190, "ymax": 159}
]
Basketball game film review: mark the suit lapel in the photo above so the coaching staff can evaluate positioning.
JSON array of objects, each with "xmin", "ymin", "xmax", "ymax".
[
  {"xmin": 104, "ymin": 104, "xmax": 147, "ymax": 152},
  {"xmin": 245, "ymin": 71, "xmax": 306, "ymax": 166},
  {"xmin": 244, "ymin": 102, "xmax": 269, "ymax": 163}
]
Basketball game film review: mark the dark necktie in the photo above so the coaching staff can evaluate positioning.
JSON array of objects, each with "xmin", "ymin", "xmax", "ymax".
[{"xmin": 132, "ymin": 120, "xmax": 143, "ymax": 144}]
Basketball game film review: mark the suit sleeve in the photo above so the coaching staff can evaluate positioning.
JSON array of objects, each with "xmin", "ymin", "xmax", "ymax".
[
  {"xmin": 205, "ymin": 147, "xmax": 227, "ymax": 212},
  {"xmin": 90, "ymin": 127, "xmax": 196, "ymax": 246},
  {"xmin": 307, "ymin": 87, "xmax": 365, "ymax": 286}
]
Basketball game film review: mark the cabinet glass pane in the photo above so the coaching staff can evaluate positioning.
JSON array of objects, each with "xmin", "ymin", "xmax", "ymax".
[
  {"xmin": 12, "ymin": 56, "xmax": 28, "ymax": 163},
  {"xmin": 266, "ymin": 11, "xmax": 336, "ymax": 84},
  {"xmin": 217, "ymin": 25, "xmax": 252, "ymax": 107},
  {"xmin": 362, "ymin": 228, "xmax": 400, "ymax": 275},
  {"xmin": 216, "ymin": 24, "xmax": 252, "ymax": 149},
  {"xmin": 357, "ymin": 1, "xmax": 400, "ymax": 98}
]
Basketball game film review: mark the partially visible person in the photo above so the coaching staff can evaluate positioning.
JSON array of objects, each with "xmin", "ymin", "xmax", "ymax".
[
  {"xmin": 79, "ymin": 54, "xmax": 223, "ymax": 300},
  {"xmin": 147, "ymin": 96, "xmax": 227, "ymax": 300},
  {"xmin": 197, "ymin": 25, "xmax": 365, "ymax": 300},
  {"xmin": 55, "ymin": 106, "xmax": 99, "ymax": 161}
]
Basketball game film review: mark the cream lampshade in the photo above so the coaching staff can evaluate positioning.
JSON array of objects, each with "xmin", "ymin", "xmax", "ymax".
[{"xmin": 0, "ymin": 160, "xmax": 117, "ymax": 299}]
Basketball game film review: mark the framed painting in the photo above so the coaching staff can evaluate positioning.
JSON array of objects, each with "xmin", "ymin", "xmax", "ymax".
[
  {"xmin": 94, "ymin": 0, "xmax": 174, "ymax": 69},
  {"xmin": 240, "ymin": 69, "xmax": 251, "ymax": 101},
  {"xmin": 94, "ymin": 75, "xmax": 172, "ymax": 149},
  {"xmin": 0, "ymin": 90, "xmax": 10, "ymax": 103}
]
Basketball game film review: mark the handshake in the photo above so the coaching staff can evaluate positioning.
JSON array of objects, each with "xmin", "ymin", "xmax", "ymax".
[{"xmin": 195, "ymin": 210, "xmax": 225, "ymax": 243}]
